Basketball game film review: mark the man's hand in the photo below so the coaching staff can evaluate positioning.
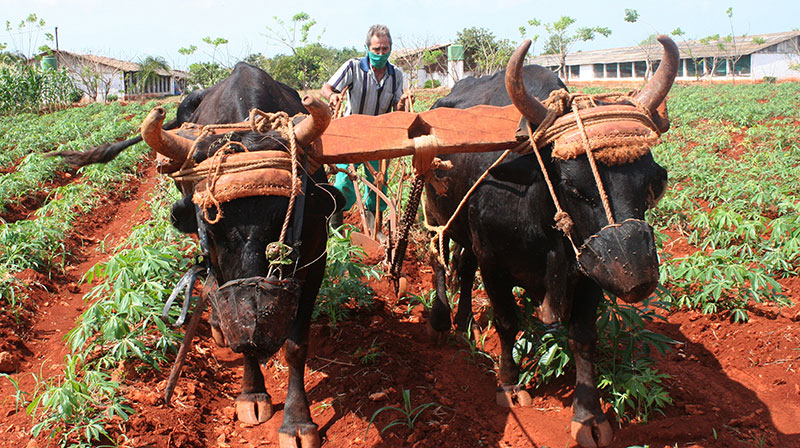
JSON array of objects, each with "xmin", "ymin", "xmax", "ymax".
[
  {"xmin": 396, "ymin": 91, "xmax": 415, "ymax": 112},
  {"xmin": 329, "ymin": 92, "xmax": 343, "ymax": 113}
]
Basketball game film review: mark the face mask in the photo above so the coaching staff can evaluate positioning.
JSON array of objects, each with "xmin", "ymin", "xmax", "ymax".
[{"xmin": 366, "ymin": 49, "xmax": 391, "ymax": 69}]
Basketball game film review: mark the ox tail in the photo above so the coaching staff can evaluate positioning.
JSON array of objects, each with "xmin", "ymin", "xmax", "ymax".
[{"xmin": 46, "ymin": 117, "xmax": 181, "ymax": 168}]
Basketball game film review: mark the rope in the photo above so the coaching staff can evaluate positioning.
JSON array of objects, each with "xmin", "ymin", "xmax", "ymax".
[
  {"xmin": 572, "ymin": 103, "xmax": 615, "ymax": 225},
  {"xmin": 173, "ymin": 108, "xmax": 305, "ymax": 248},
  {"xmin": 278, "ymin": 120, "xmax": 300, "ymax": 246},
  {"xmin": 421, "ymin": 88, "xmax": 653, "ymax": 263},
  {"xmin": 423, "ymin": 149, "xmax": 514, "ymax": 267}
]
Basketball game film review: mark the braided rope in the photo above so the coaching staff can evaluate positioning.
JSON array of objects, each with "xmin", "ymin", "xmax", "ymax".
[
  {"xmin": 174, "ymin": 109, "xmax": 304, "ymax": 245},
  {"xmin": 422, "ymin": 88, "xmax": 655, "ymax": 264},
  {"xmin": 572, "ymin": 103, "xmax": 615, "ymax": 225},
  {"xmin": 277, "ymin": 119, "xmax": 300, "ymax": 246}
]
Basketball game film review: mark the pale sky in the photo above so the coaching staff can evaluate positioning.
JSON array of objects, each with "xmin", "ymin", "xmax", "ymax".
[{"xmin": 2, "ymin": 0, "xmax": 797, "ymax": 70}]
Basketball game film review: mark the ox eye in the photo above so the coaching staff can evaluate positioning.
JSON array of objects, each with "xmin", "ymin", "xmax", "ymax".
[{"xmin": 566, "ymin": 185, "xmax": 595, "ymax": 205}]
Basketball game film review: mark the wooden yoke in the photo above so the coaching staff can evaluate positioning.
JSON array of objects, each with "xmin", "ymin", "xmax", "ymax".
[{"xmin": 309, "ymin": 104, "xmax": 523, "ymax": 164}]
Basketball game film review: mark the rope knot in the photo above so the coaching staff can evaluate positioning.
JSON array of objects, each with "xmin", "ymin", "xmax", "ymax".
[{"xmin": 554, "ymin": 211, "xmax": 574, "ymax": 235}]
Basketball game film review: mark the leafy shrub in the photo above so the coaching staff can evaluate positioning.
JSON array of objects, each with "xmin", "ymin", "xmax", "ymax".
[
  {"xmin": 105, "ymin": 94, "xmax": 118, "ymax": 102},
  {"xmin": 69, "ymin": 89, "xmax": 84, "ymax": 103},
  {"xmin": 513, "ymin": 294, "xmax": 675, "ymax": 423},
  {"xmin": 423, "ymin": 79, "xmax": 441, "ymax": 88},
  {"xmin": 314, "ymin": 225, "xmax": 381, "ymax": 328}
]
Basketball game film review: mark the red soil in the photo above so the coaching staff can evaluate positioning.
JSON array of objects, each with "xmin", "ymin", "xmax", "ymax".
[{"xmin": 1, "ymin": 162, "xmax": 799, "ymax": 448}]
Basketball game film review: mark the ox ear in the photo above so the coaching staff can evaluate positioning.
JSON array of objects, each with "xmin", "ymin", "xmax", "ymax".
[
  {"xmin": 170, "ymin": 195, "xmax": 199, "ymax": 234},
  {"xmin": 306, "ymin": 182, "xmax": 346, "ymax": 217},
  {"xmin": 489, "ymin": 153, "xmax": 543, "ymax": 186}
]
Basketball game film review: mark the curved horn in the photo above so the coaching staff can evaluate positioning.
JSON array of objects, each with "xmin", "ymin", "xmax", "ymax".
[
  {"xmin": 505, "ymin": 39, "xmax": 549, "ymax": 126},
  {"xmin": 294, "ymin": 95, "xmax": 331, "ymax": 146},
  {"xmin": 140, "ymin": 107, "xmax": 194, "ymax": 161},
  {"xmin": 634, "ymin": 35, "xmax": 680, "ymax": 114}
]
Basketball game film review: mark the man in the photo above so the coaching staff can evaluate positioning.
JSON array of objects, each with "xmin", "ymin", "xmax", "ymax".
[{"xmin": 322, "ymin": 24, "xmax": 411, "ymax": 231}]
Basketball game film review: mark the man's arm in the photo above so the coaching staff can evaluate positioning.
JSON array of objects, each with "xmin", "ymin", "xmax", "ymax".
[{"xmin": 323, "ymin": 83, "xmax": 343, "ymax": 112}]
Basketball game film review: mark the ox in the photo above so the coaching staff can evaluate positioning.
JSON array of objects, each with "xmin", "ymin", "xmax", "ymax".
[
  {"xmin": 54, "ymin": 62, "xmax": 342, "ymax": 448},
  {"xmin": 423, "ymin": 36, "xmax": 678, "ymax": 447}
]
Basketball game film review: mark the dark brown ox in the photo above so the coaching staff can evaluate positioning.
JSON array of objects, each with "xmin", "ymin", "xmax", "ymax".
[
  {"xmin": 424, "ymin": 36, "xmax": 678, "ymax": 447},
  {"xmin": 53, "ymin": 63, "xmax": 343, "ymax": 448}
]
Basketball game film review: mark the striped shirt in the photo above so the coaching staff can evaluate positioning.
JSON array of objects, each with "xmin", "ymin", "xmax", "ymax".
[{"xmin": 327, "ymin": 57, "xmax": 404, "ymax": 117}]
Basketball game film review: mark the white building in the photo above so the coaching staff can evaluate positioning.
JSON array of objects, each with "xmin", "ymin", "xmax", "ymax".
[
  {"xmin": 529, "ymin": 31, "xmax": 800, "ymax": 82},
  {"xmin": 392, "ymin": 43, "xmax": 467, "ymax": 89},
  {"xmin": 43, "ymin": 50, "xmax": 188, "ymax": 101}
]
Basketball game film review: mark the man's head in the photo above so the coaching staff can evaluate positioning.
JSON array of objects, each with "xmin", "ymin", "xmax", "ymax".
[
  {"xmin": 365, "ymin": 24, "xmax": 392, "ymax": 51},
  {"xmin": 365, "ymin": 24, "xmax": 392, "ymax": 69}
]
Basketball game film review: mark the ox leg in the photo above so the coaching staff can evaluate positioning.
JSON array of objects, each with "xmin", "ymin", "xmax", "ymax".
[
  {"xmin": 482, "ymin": 272, "xmax": 532, "ymax": 407},
  {"xmin": 236, "ymin": 354, "xmax": 273, "ymax": 424},
  {"xmin": 279, "ymin": 244, "xmax": 323, "ymax": 448},
  {"xmin": 568, "ymin": 281, "xmax": 612, "ymax": 448},
  {"xmin": 453, "ymin": 246, "xmax": 478, "ymax": 335},
  {"xmin": 428, "ymin": 238, "xmax": 452, "ymax": 337}
]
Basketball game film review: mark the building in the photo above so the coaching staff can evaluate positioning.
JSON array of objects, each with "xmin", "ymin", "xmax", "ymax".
[
  {"xmin": 391, "ymin": 43, "xmax": 466, "ymax": 89},
  {"xmin": 42, "ymin": 50, "xmax": 188, "ymax": 101},
  {"xmin": 529, "ymin": 31, "xmax": 800, "ymax": 82}
]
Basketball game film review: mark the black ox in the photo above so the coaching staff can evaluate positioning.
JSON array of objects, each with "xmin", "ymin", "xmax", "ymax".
[
  {"xmin": 54, "ymin": 62, "xmax": 343, "ymax": 448},
  {"xmin": 423, "ymin": 36, "xmax": 678, "ymax": 447}
]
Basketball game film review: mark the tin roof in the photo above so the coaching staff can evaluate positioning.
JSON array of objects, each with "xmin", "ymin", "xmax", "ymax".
[
  {"xmin": 50, "ymin": 50, "xmax": 189, "ymax": 78},
  {"xmin": 529, "ymin": 31, "xmax": 800, "ymax": 66}
]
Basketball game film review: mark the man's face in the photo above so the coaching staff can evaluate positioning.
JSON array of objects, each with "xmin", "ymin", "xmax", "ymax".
[{"xmin": 368, "ymin": 35, "xmax": 391, "ymax": 55}]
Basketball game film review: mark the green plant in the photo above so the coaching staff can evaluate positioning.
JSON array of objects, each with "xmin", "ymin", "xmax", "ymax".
[
  {"xmin": 1, "ymin": 373, "xmax": 32, "ymax": 413},
  {"xmin": 366, "ymin": 389, "xmax": 438, "ymax": 436},
  {"xmin": 353, "ymin": 337, "xmax": 383, "ymax": 365},
  {"xmin": 105, "ymin": 94, "xmax": 118, "ymax": 102},
  {"xmin": 423, "ymin": 79, "xmax": 441, "ymax": 88},
  {"xmin": 314, "ymin": 225, "xmax": 381, "ymax": 328}
]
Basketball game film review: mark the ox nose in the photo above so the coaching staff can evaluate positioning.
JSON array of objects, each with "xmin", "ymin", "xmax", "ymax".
[{"xmin": 577, "ymin": 218, "xmax": 660, "ymax": 303}]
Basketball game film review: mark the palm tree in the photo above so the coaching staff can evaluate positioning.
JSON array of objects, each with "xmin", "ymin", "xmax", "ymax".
[{"xmin": 136, "ymin": 55, "xmax": 170, "ymax": 95}]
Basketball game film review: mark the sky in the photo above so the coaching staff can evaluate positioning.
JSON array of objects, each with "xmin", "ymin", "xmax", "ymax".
[{"xmin": 2, "ymin": 0, "xmax": 797, "ymax": 71}]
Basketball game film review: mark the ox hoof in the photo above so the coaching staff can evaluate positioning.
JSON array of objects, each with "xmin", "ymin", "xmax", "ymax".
[
  {"xmin": 211, "ymin": 325, "xmax": 227, "ymax": 347},
  {"xmin": 495, "ymin": 385, "xmax": 532, "ymax": 408},
  {"xmin": 570, "ymin": 417, "xmax": 613, "ymax": 448},
  {"xmin": 235, "ymin": 393, "xmax": 273, "ymax": 424},
  {"xmin": 278, "ymin": 423, "xmax": 320, "ymax": 448},
  {"xmin": 396, "ymin": 276, "xmax": 409, "ymax": 297},
  {"xmin": 424, "ymin": 322, "xmax": 448, "ymax": 345}
]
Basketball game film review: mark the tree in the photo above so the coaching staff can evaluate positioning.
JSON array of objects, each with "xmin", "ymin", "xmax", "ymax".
[
  {"xmin": 527, "ymin": 16, "xmax": 611, "ymax": 80},
  {"xmin": 136, "ymin": 55, "xmax": 170, "ymax": 95},
  {"xmin": 456, "ymin": 27, "xmax": 515, "ymax": 76},
  {"xmin": 5, "ymin": 14, "xmax": 51, "ymax": 58},
  {"xmin": 623, "ymin": 9, "xmax": 663, "ymax": 79},
  {"xmin": 394, "ymin": 35, "xmax": 448, "ymax": 88},
  {"xmin": 264, "ymin": 12, "xmax": 325, "ymax": 90},
  {"xmin": 178, "ymin": 39, "xmax": 231, "ymax": 90},
  {"xmin": 72, "ymin": 57, "xmax": 120, "ymax": 102},
  {"xmin": 672, "ymin": 27, "xmax": 702, "ymax": 81}
]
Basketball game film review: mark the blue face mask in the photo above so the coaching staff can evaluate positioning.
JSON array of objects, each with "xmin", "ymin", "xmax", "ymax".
[{"xmin": 367, "ymin": 49, "xmax": 391, "ymax": 69}]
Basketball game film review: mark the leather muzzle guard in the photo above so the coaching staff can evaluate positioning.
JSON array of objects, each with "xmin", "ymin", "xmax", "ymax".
[
  {"xmin": 577, "ymin": 218, "xmax": 660, "ymax": 303},
  {"xmin": 208, "ymin": 276, "xmax": 301, "ymax": 355}
]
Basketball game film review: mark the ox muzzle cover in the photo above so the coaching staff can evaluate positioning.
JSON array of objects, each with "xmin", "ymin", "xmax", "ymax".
[
  {"xmin": 577, "ymin": 218, "xmax": 660, "ymax": 303},
  {"xmin": 208, "ymin": 276, "xmax": 301, "ymax": 355}
]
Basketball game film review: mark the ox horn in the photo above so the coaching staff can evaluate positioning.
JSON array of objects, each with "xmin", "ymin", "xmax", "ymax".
[
  {"xmin": 505, "ymin": 39, "xmax": 549, "ymax": 127},
  {"xmin": 293, "ymin": 95, "xmax": 331, "ymax": 147},
  {"xmin": 140, "ymin": 107, "xmax": 194, "ymax": 162},
  {"xmin": 634, "ymin": 35, "xmax": 680, "ymax": 115}
]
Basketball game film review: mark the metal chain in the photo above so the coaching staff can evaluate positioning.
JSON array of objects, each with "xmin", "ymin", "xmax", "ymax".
[{"xmin": 389, "ymin": 175, "xmax": 425, "ymax": 283}]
